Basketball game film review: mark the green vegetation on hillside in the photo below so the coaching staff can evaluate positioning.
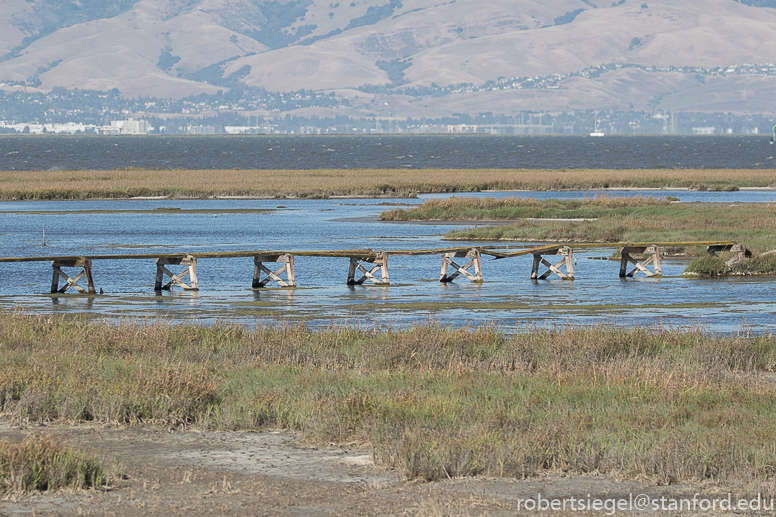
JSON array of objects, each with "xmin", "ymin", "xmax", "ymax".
[
  {"xmin": 737, "ymin": 0, "xmax": 776, "ymax": 8},
  {"xmin": 238, "ymin": 0, "xmax": 315, "ymax": 49},
  {"xmin": 376, "ymin": 58, "xmax": 412, "ymax": 88},
  {"xmin": 554, "ymin": 8, "xmax": 585, "ymax": 25}
]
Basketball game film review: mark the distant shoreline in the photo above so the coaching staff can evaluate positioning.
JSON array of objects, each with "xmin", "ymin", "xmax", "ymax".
[{"xmin": 0, "ymin": 167, "xmax": 771, "ymax": 201}]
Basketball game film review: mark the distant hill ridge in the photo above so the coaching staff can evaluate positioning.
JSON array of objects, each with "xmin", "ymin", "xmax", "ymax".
[{"xmin": 1, "ymin": 0, "xmax": 776, "ymax": 115}]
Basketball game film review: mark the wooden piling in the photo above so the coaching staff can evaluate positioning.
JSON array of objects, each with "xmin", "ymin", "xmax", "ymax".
[
  {"xmin": 347, "ymin": 251, "xmax": 389, "ymax": 285},
  {"xmin": 440, "ymin": 248, "xmax": 483, "ymax": 283},
  {"xmin": 710, "ymin": 243, "xmax": 752, "ymax": 268},
  {"xmin": 531, "ymin": 246, "xmax": 574, "ymax": 280},
  {"xmin": 155, "ymin": 255, "xmax": 198, "ymax": 290},
  {"xmin": 619, "ymin": 245, "xmax": 661, "ymax": 277},
  {"xmin": 51, "ymin": 258, "xmax": 96, "ymax": 294},
  {"xmin": 252, "ymin": 254, "xmax": 295, "ymax": 288}
]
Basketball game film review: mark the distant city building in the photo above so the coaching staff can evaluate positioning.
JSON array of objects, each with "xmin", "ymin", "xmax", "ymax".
[
  {"xmin": 448, "ymin": 124, "xmax": 478, "ymax": 133},
  {"xmin": 108, "ymin": 119, "xmax": 150, "ymax": 134},
  {"xmin": 0, "ymin": 121, "xmax": 95, "ymax": 134},
  {"xmin": 692, "ymin": 127, "xmax": 716, "ymax": 135},
  {"xmin": 187, "ymin": 125, "xmax": 216, "ymax": 135}
]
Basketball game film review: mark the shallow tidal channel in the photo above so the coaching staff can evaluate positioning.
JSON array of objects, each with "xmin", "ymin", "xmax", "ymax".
[{"xmin": 0, "ymin": 190, "xmax": 775, "ymax": 333}]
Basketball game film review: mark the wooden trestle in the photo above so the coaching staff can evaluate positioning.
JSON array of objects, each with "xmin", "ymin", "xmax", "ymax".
[
  {"xmin": 707, "ymin": 243, "xmax": 751, "ymax": 267},
  {"xmin": 530, "ymin": 246, "xmax": 574, "ymax": 280},
  {"xmin": 51, "ymin": 258, "xmax": 96, "ymax": 294},
  {"xmin": 440, "ymin": 248, "xmax": 482, "ymax": 283},
  {"xmin": 156, "ymin": 255, "xmax": 198, "ymax": 290},
  {"xmin": 347, "ymin": 252, "xmax": 389, "ymax": 285},
  {"xmin": 253, "ymin": 254, "xmax": 295, "ymax": 288},
  {"xmin": 619, "ymin": 245, "xmax": 661, "ymax": 278},
  {"xmin": 0, "ymin": 240, "xmax": 751, "ymax": 293}
]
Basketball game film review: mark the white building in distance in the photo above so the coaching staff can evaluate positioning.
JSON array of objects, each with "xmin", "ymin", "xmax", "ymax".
[{"xmin": 107, "ymin": 119, "xmax": 150, "ymax": 134}]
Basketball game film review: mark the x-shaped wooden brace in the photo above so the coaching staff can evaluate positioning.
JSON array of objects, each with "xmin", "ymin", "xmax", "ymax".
[
  {"xmin": 253, "ymin": 254, "xmax": 295, "ymax": 288},
  {"xmin": 155, "ymin": 255, "xmax": 198, "ymax": 290},
  {"xmin": 531, "ymin": 246, "xmax": 574, "ymax": 280},
  {"xmin": 708, "ymin": 243, "xmax": 751, "ymax": 268},
  {"xmin": 347, "ymin": 252, "xmax": 389, "ymax": 285},
  {"xmin": 51, "ymin": 258, "xmax": 96, "ymax": 294},
  {"xmin": 440, "ymin": 248, "xmax": 483, "ymax": 283},
  {"xmin": 619, "ymin": 245, "xmax": 661, "ymax": 278}
]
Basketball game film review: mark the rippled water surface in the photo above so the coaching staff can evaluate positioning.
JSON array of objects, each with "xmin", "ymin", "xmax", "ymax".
[
  {"xmin": 1, "ymin": 134, "xmax": 775, "ymax": 170},
  {"xmin": 0, "ymin": 192, "xmax": 773, "ymax": 333},
  {"xmin": 0, "ymin": 135, "xmax": 774, "ymax": 331}
]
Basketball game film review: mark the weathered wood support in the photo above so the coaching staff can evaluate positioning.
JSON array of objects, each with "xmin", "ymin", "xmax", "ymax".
[
  {"xmin": 155, "ymin": 255, "xmax": 198, "ymax": 291},
  {"xmin": 440, "ymin": 248, "xmax": 483, "ymax": 283},
  {"xmin": 51, "ymin": 258, "xmax": 96, "ymax": 294},
  {"xmin": 530, "ymin": 246, "xmax": 574, "ymax": 280},
  {"xmin": 619, "ymin": 245, "xmax": 661, "ymax": 278},
  {"xmin": 708, "ymin": 243, "xmax": 751, "ymax": 268},
  {"xmin": 726, "ymin": 244, "xmax": 751, "ymax": 267},
  {"xmin": 252, "ymin": 254, "xmax": 295, "ymax": 288},
  {"xmin": 347, "ymin": 252, "xmax": 389, "ymax": 285}
]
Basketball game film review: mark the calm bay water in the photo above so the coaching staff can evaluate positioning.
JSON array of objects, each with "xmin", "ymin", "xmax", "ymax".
[
  {"xmin": 0, "ymin": 193, "xmax": 773, "ymax": 333},
  {"xmin": 0, "ymin": 135, "xmax": 774, "ymax": 332},
  {"xmin": 1, "ymin": 134, "xmax": 775, "ymax": 170}
]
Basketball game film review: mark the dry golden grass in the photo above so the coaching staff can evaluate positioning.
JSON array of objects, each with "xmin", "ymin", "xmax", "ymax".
[
  {"xmin": 0, "ymin": 168, "xmax": 772, "ymax": 199},
  {"xmin": 0, "ymin": 433, "xmax": 111, "ymax": 492}
]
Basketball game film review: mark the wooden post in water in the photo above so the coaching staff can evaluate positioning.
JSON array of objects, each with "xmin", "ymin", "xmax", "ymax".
[
  {"xmin": 531, "ymin": 254, "xmax": 542, "ymax": 280},
  {"xmin": 708, "ymin": 243, "xmax": 751, "ymax": 268},
  {"xmin": 726, "ymin": 244, "xmax": 751, "ymax": 267},
  {"xmin": 155, "ymin": 255, "xmax": 198, "ymax": 290},
  {"xmin": 440, "ymin": 248, "xmax": 483, "ymax": 283},
  {"xmin": 619, "ymin": 245, "xmax": 661, "ymax": 277},
  {"xmin": 252, "ymin": 253, "xmax": 295, "ymax": 288},
  {"xmin": 380, "ymin": 251, "xmax": 390, "ymax": 284},
  {"xmin": 564, "ymin": 247, "xmax": 574, "ymax": 279},
  {"xmin": 347, "ymin": 252, "xmax": 389, "ymax": 285},
  {"xmin": 531, "ymin": 247, "xmax": 574, "ymax": 280},
  {"xmin": 51, "ymin": 257, "xmax": 96, "ymax": 294}
]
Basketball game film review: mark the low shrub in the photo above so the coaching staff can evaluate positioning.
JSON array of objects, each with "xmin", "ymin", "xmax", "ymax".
[
  {"xmin": 685, "ymin": 256, "xmax": 728, "ymax": 276},
  {"xmin": 0, "ymin": 433, "xmax": 111, "ymax": 492}
]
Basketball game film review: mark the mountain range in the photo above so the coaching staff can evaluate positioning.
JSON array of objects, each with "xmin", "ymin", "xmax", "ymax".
[{"xmin": 2, "ymin": 0, "xmax": 776, "ymax": 117}]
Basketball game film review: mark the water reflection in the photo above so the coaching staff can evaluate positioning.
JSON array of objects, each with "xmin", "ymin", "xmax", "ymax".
[{"xmin": 50, "ymin": 294, "xmax": 95, "ymax": 311}]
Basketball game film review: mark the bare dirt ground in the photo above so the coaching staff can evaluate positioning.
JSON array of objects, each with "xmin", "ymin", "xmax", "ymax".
[{"xmin": 0, "ymin": 421, "xmax": 749, "ymax": 516}]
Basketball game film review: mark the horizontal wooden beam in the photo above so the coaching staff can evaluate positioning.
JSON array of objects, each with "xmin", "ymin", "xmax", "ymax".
[
  {"xmin": 0, "ymin": 241, "xmax": 739, "ymax": 264},
  {"xmin": 487, "ymin": 241, "xmax": 737, "ymax": 259}
]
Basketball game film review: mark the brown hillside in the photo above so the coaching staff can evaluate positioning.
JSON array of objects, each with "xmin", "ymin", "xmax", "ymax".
[{"xmin": 1, "ymin": 0, "xmax": 775, "ymax": 114}]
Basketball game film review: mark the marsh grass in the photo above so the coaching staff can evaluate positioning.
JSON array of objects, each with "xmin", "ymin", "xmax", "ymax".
[
  {"xmin": 380, "ymin": 195, "xmax": 670, "ymax": 221},
  {"xmin": 1, "ymin": 312, "xmax": 776, "ymax": 490},
  {"xmin": 684, "ymin": 257, "xmax": 729, "ymax": 276},
  {"xmin": 0, "ymin": 168, "xmax": 773, "ymax": 200},
  {"xmin": 386, "ymin": 196, "xmax": 776, "ymax": 257},
  {"xmin": 0, "ymin": 433, "xmax": 111, "ymax": 492}
]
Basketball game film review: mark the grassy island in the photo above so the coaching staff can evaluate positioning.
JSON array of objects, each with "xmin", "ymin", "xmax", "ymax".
[
  {"xmin": 1, "ymin": 312, "xmax": 775, "ymax": 492},
  {"xmin": 381, "ymin": 196, "xmax": 776, "ymax": 274},
  {"xmin": 0, "ymin": 168, "xmax": 774, "ymax": 200}
]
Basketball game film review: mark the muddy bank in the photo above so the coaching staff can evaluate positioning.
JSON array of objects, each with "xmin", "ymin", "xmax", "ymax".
[{"xmin": 0, "ymin": 422, "xmax": 725, "ymax": 516}]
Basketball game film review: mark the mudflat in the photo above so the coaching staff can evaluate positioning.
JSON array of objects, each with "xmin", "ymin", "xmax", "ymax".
[{"xmin": 0, "ymin": 422, "xmax": 715, "ymax": 517}]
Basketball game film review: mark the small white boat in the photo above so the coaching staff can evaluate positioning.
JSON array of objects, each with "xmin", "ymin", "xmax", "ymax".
[{"xmin": 590, "ymin": 112, "xmax": 604, "ymax": 137}]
